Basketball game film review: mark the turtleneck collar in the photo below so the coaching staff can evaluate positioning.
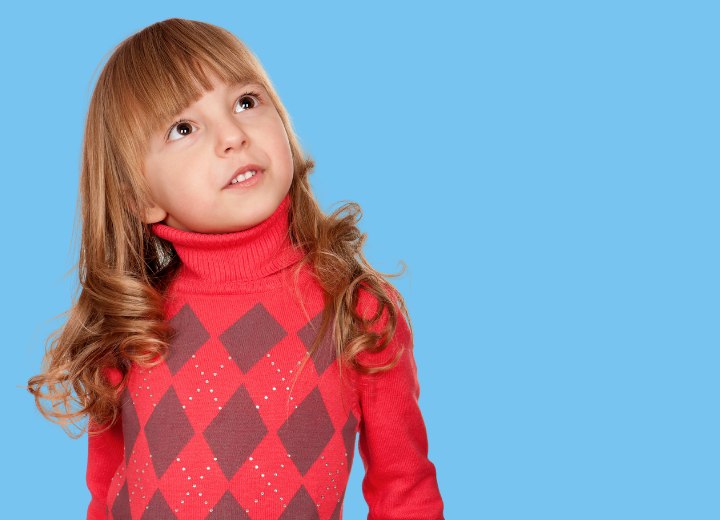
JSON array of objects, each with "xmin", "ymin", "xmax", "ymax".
[{"xmin": 150, "ymin": 193, "xmax": 305, "ymax": 290}]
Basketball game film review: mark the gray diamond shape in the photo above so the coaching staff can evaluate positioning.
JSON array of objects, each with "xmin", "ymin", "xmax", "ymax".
[
  {"xmin": 219, "ymin": 303, "xmax": 286, "ymax": 373},
  {"xmin": 144, "ymin": 386, "xmax": 194, "ymax": 479},
  {"xmin": 342, "ymin": 412, "xmax": 358, "ymax": 468},
  {"xmin": 203, "ymin": 385, "xmax": 267, "ymax": 480},
  {"xmin": 278, "ymin": 387, "xmax": 334, "ymax": 476},
  {"xmin": 166, "ymin": 304, "xmax": 210, "ymax": 375},
  {"xmin": 111, "ymin": 480, "xmax": 131, "ymax": 520},
  {"xmin": 279, "ymin": 485, "xmax": 319, "ymax": 520},
  {"xmin": 297, "ymin": 310, "xmax": 336, "ymax": 375},
  {"xmin": 140, "ymin": 489, "xmax": 176, "ymax": 519},
  {"xmin": 205, "ymin": 491, "xmax": 250, "ymax": 519},
  {"xmin": 330, "ymin": 499, "xmax": 343, "ymax": 520},
  {"xmin": 120, "ymin": 386, "xmax": 140, "ymax": 466}
]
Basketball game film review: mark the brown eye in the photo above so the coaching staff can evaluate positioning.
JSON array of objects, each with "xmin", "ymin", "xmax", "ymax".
[
  {"xmin": 234, "ymin": 92, "xmax": 261, "ymax": 113},
  {"xmin": 167, "ymin": 120, "xmax": 197, "ymax": 142},
  {"xmin": 176, "ymin": 122, "xmax": 193, "ymax": 135}
]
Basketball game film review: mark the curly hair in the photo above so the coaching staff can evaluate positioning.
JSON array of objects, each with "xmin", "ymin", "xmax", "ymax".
[{"xmin": 26, "ymin": 18, "xmax": 412, "ymax": 438}]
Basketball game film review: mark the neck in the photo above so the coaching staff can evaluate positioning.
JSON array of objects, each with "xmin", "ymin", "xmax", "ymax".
[{"xmin": 150, "ymin": 193, "xmax": 304, "ymax": 286}]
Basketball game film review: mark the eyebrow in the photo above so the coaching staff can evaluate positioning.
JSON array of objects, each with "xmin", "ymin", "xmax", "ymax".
[{"xmin": 230, "ymin": 81, "xmax": 265, "ymax": 92}]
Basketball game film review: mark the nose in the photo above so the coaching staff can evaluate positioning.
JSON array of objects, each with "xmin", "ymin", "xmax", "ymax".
[{"xmin": 215, "ymin": 115, "xmax": 248, "ymax": 155}]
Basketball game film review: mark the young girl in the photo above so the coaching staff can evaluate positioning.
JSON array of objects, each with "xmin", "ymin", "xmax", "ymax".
[{"xmin": 27, "ymin": 18, "xmax": 444, "ymax": 520}]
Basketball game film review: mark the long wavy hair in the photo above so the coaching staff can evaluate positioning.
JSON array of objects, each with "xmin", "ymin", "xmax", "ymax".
[{"xmin": 26, "ymin": 18, "xmax": 411, "ymax": 438}]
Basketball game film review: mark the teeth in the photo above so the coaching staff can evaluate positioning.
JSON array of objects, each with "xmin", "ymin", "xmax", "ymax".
[{"xmin": 230, "ymin": 170, "xmax": 257, "ymax": 184}]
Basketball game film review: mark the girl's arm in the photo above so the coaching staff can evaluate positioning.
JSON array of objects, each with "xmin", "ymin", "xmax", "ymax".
[
  {"xmin": 356, "ymin": 291, "xmax": 445, "ymax": 520},
  {"xmin": 86, "ymin": 368, "xmax": 125, "ymax": 520}
]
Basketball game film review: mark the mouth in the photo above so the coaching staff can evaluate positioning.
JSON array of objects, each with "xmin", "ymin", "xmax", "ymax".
[{"xmin": 227, "ymin": 164, "xmax": 264, "ymax": 187}]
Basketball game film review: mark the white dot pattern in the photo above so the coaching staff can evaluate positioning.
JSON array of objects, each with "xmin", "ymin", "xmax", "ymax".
[{"xmin": 99, "ymin": 219, "xmax": 379, "ymax": 519}]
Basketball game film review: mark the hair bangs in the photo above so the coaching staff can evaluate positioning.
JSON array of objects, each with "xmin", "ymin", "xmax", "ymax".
[{"xmin": 106, "ymin": 18, "xmax": 266, "ymax": 150}]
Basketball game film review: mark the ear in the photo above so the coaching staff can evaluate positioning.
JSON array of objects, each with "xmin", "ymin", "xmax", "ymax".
[
  {"xmin": 142, "ymin": 204, "xmax": 168, "ymax": 225},
  {"xmin": 122, "ymin": 183, "xmax": 167, "ymax": 224}
]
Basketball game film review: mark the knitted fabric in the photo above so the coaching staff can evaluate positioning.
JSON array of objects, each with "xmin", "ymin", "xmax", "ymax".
[{"xmin": 85, "ymin": 193, "xmax": 444, "ymax": 519}]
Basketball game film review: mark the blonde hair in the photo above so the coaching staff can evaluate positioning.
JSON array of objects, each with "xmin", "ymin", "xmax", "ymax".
[{"xmin": 26, "ymin": 18, "xmax": 411, "ymax": 438}]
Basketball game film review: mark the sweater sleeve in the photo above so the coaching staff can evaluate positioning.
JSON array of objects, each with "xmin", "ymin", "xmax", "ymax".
[
  {"xmin": 86, "ymin": 367, "xmax": 125, "ymax": 520},
  {"xmin": 356, "ymin": 289, "xmax": 445, "ymax": 519}
]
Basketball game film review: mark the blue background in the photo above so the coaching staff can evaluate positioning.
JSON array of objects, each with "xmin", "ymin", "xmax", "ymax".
[{"xmin": 4, "ymin": 1, "xmax": 718, "ymax": 518}]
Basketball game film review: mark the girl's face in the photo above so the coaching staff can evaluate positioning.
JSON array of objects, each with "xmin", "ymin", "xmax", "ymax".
[{"xmin": 141, "ymin": 73, "xmax": 294, "ymax": 233}]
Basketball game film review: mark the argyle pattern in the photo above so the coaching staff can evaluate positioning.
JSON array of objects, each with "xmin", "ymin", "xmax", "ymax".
[
  {"xmin": 106, "ymin": 293, "xmax": 359, "ymax": 520},
  {"xmin": 86, "ymin": 194, "xmax": 444, "ymax": 520}
]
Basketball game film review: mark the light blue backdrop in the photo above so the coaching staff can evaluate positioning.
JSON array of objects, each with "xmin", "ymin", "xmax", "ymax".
[{"xmin": 4, "ymin": 1, "xmax": 718, "ymax": 518}]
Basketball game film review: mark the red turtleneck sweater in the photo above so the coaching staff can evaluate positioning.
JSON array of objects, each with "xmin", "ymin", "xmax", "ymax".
[{"xmin": 85, "ymin": 193, "xmax": 444, "ymax": 519}]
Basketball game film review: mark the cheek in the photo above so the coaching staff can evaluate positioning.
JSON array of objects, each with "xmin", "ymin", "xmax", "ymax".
[
  {"xmin": 274, "ymin": 127, "xmax": 293, "ymax": 167},
  {"xmin": 153, "ymin": 165, "xmax": 204, "ymax": 207},
  {"xmin": 142, "ymin": 162, "xmax": 165, "ymax": 203},
  {"xmin": 266, "ymin": 114, "xmax": 292, "ymax": 160}
]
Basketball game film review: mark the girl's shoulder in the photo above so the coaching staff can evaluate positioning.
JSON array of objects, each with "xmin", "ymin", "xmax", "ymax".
[
  {"xmin": 354, "ymin": 281, "xmax": 412, "ymax": 368},
  {"xmin": 354, "ymin": 279, "xmax": 400, "ymax": 317}
]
